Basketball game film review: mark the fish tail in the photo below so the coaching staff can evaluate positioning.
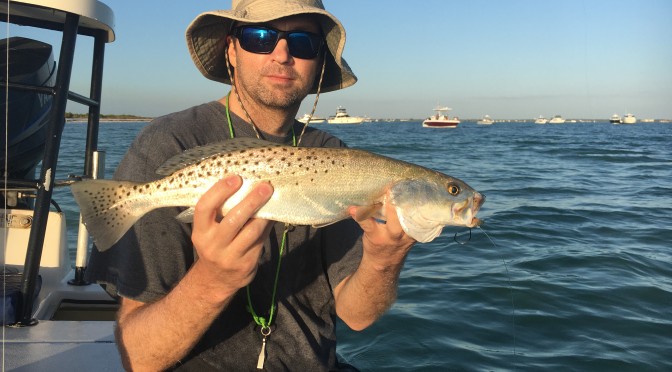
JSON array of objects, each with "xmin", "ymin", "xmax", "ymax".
[{"xmin": 70, "ymin": 179, "xmax": 153, "ymax": 251}]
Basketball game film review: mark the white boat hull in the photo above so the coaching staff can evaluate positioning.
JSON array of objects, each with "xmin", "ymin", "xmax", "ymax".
[{"xmin": 327, "ymin": 117, "xmax": 364, "ymax": 124}]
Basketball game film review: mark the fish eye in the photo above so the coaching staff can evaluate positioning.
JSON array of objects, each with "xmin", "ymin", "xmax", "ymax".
[{"xmin": 446, "ymin": 183, "xmax": 460, "ymax": 196}]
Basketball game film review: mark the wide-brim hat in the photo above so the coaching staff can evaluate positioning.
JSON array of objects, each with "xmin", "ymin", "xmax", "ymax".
[{"xmin": 186, "ymin": 0, "xmax": 357, "ymax": 94}]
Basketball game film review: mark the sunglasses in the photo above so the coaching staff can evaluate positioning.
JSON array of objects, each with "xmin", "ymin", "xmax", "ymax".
[{"xmin": 233, "ymin": 25, "xmax": 324, "ymax": 59}]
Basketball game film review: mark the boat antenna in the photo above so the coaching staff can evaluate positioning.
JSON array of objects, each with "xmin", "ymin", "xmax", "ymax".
[{"xmin": 3, "ymin": 0, "xmax": 11, "ymax": 356}]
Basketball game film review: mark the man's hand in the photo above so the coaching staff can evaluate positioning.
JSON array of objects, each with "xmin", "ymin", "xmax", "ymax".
[
  {"xmin": 191, "ymin": 175, "xmax": 275, "ymax": 301},
  {"xmin": 348, "ymin": 195, "xmax": 415, "ymax": 267},
  {"xmin": 115, "ymin": 175, "xmax": 275, "ymax": 371},
  {"xmin": 334, "ymin": 192, "xmax": 416, "ymax": 331}
]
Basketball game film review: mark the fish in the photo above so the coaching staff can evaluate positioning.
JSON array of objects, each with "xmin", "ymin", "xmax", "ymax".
[{"xmin": 70, "ymin": 137, "xmax": 485, "ymax": 251}]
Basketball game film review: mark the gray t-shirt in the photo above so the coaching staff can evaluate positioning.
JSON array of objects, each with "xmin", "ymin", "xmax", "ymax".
[{"xmin": 85, "ymin": 101, "xmax": 363, "ymax": 371}]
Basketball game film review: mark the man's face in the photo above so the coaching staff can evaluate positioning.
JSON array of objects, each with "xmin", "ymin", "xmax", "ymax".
[{"xmin": 228, "ymin": 15, "xmax": 321, "ymax": 110}]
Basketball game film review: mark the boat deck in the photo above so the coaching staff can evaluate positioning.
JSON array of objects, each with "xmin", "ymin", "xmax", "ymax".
[{"xmin": 4, "ymin": 320, "xmax": 122, "ymax": 371}]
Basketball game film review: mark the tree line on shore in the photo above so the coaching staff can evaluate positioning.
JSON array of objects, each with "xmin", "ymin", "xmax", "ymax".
[{"xmin": 65, "ymin": 112, "xmax": 152, "ymax": 120}]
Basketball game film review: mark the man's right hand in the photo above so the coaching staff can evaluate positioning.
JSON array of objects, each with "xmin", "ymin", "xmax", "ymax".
[
  {"xmin": 191, "ymin": 175, "xmax": 275, "ymax": 302},
  {"xmin": 115, "ymin": 175, "xmax": 274, "ymax": 371}
]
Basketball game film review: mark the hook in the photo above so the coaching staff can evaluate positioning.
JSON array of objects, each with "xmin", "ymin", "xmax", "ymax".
[{"xmin": 454, "ymin": 229, "xmax": 472, "ymax": 245}]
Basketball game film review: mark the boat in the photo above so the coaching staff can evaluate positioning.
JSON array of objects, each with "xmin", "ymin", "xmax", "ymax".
[
  {"xmin": 327, "ymin": 106, "xmax": 364, "ymax": 124},
  {"xmin": 422, "ymin": 106, "xmax": 460, "ymax": 128},
  {"xmin": 476, "ymin": 115, "xmax": 494, "ymax": 125},
  {"xmin": 622, "ymin": 113, "xmax": 637, "ymax": 124},
  {"xmin": 534, "ymin": 115, "xmax": 548, "ymax": 124},
  {"xmin": 609, "ymin": 114, "xmax": 622, "ymax": 124},
  {"xmin": 2, "ymin": 1, "xmax": 122, "ymax": 370},
  {"xmin": 297, "ymin": 113, "xmax": 326, "ymax": 124},
  {"xmin": 548, "ymin": 115, "xmax": 566, "ymax": 124}
]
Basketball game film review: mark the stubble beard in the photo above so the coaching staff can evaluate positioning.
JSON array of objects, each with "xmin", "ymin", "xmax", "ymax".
[{"xmin": 235, "ymin": 64, "xmax": 312, "ymax": 110}]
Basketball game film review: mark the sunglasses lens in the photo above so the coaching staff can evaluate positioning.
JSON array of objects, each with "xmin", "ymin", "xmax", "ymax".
[
  {"xmin": 287, "ymin": 32, "xmax": 322, "ymax": 59},
  {"xmin": 237, "ymin": 26, "xmax": 322, "ymax": 59},
  {"xmin": 239, "ymin": 27, "xmax": 279, "ymax": 54}
]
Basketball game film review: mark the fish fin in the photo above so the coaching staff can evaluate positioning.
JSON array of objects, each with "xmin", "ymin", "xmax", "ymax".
[
  {"xmin": 156, "ymin": 138, "xmax": 286, "ymax": 175},
  {"xmin": 175, "ymin": 207, "xmax": 195, "ymax": 223},
  {"xmin": 353, "ymin": 202, "xmax": 383, "ymax": 222},
  {"xmin": 312, "ymin": 221, "xmax": 338, "ymax": 229},
  {"xmin": 70, "ymin": 179, "xmax": 153, "ymax": 251}
]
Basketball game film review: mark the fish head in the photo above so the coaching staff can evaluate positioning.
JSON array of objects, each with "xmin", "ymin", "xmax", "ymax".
[{"xmin": 388, "ymin": 175, "xmax": 485, "ymax": 243}]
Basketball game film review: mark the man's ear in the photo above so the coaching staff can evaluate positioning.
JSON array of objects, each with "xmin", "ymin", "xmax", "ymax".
[{"xmin": 226, "ymin": 36, "xmax": 236, "ymax": 65}]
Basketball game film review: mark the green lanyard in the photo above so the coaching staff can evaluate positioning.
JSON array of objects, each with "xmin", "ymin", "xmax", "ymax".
[
  {"xmin": 224, "ymin": 91, "xmax": 294, "ymax": 368},
  {"xmin": 225, "ymin": 92, "xmax": 296, "ymax": 145}
]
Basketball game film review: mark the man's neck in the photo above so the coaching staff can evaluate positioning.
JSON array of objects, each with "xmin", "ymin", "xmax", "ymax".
[{"xmin": 220, "ymin": 93, "xmax": 298, "ymax": 137}]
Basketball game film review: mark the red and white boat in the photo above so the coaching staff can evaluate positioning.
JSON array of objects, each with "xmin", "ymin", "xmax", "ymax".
[{"xmin": 422, "ymin": 106, "xmax": 460, "ymax": 128}]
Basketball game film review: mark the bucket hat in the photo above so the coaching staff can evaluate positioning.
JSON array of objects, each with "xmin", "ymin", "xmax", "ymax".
[{"xmin": 186, "ymin": 0, "xmax": 357, "ymax": 93}]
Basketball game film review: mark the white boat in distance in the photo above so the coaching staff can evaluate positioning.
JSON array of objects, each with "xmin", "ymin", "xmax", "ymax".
[
  {"xmin": 422, "ymin": 106, "xmax": 460, "ymax": 128},
  {"xmin": 610, "ymin": 114, "xmax": 622, "ymax": 124},
  {"xmin": 622, "ymin": 113, "xmax": 637, "ymax": 124},
  {"xmin": 476, "ymin": 115, "xmax": 494, "ymax": 125},
  {"xmin": 297, "ymin": 113, "xmax": 326, "ymax": 124},
  {"xmin": 534, "ymin": 115, "xmax": 548, "ymax": 124},
  {"xmin": 549, "ymin": 115, "xmax": 566, "ymax": 124},
  {"xmin": 327, "ymin": 106, "xmax": 364, "ymax": 124}
]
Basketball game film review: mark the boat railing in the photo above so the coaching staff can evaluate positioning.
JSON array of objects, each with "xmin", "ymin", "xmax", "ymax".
[{"xmin": 1, "ymin": 0, "xmax": 116, "ymax": 326}]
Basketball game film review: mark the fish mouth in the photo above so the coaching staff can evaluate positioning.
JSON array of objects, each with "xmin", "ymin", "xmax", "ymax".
[
  {"xmin": 468, "ymin": 217, "xmax": 483, "ymax": 228},
  {"xmin": 467, "ymin": 192, "xmax": 485, "ymax": 227}
]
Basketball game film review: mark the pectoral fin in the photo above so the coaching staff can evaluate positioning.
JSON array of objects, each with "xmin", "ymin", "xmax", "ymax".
[
  {"xmin": 175, "ymin": 207, "xmax": 195, "ymax": 223},
  {"xmin": 353, "ymin": 202, "xmax": 384, "ymax": 223}
]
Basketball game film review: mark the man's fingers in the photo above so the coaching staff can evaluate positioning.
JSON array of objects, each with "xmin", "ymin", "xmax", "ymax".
[
  {"xmin": 194, "ymin": 175, "xmax": 243, "ymax": 226},
  {"xmin": 219, "ymin": 182, "xmax": 273, "ymax": 232}
]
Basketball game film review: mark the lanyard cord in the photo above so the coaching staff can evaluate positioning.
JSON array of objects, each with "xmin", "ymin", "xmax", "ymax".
[
  {"xmin": 225, "ymin": 92, "xmax": 296, "ymax": 145},
  {"xmin": 224, "ymin": 92, "xmax": 293, "ymax": 332},
  {"xmin": 246, "ymin": 226, "xmax": 289, "ymax": 330}
]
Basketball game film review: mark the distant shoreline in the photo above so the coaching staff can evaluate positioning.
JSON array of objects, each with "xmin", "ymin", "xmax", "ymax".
[{"xmin": 66, "ymin": 118, "xmax": 153, "ymax": 123}]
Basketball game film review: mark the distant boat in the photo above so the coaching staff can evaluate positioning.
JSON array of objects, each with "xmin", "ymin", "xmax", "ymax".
[
  {"xmin": 609, "ymin": 114, "xmax": 622, "ymax": 124},
  {"xmin": 549, "ymin": 115, "xmax": 566, "ymax": 124},
  {"xmin": 297, "ymin": 113, "xmax": 325, "ymax": 124},
  {"xmin": 534, "ymin": 115, "xmax": 548, "ymax": 124},
  {"xmin": 327, "ymin": 106, "xmax": 364, "ymax": 124},
  {"xmin": 622, "ymin": 113, "xmax": 637, "ymax": 124},
  {"xmin": 422, "ymin": 106, "xmax": 460, "ymax": 128},
  {"xmin": 476, "ymin": 115, "xmax": 494, "ymax": 125}
]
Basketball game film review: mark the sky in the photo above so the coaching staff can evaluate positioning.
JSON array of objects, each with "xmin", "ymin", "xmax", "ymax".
[{"xmin": 6, "ymin": 0, "xmax": 672, "ymax": 120}]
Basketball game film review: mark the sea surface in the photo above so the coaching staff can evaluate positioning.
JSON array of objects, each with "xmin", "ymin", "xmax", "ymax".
[{"xmin": 53, "ymin": 120, "xmax": 672, "ymax": 371}]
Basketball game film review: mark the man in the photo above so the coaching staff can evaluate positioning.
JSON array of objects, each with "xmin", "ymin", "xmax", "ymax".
[{"xmin": 85, "ymin": 1, "xmax": 415, "ymax": 370}]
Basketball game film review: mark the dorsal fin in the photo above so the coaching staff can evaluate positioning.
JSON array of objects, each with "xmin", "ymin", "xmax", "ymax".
[{"xmin": 156, "ymin": 137, "xmax": 287, "ymax": 175}]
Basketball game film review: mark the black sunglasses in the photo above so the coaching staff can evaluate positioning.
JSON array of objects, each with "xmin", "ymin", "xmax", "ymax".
[{"xmin": 233, "ymin": 25, "xmax": 324, "ymax": 59}]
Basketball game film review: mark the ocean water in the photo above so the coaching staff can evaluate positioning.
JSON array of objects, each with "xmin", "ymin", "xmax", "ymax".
[{"xmin": 53, "ymin": 120, "xmax": 672, "ymax": 371}]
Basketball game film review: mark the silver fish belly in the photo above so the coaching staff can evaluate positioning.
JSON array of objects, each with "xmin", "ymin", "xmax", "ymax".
[{"xmin": 71, "ymin": 137, "xmax": 484, "ymax": 251}]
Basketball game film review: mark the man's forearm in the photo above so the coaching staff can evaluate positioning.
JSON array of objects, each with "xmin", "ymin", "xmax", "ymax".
[
  {"xmin": 334, "ymin": 252, "xmax": 407, "ymax": 331},
  {"xmin": 115, "ymin": 260, "xmax": 236, "ymax": 371}
]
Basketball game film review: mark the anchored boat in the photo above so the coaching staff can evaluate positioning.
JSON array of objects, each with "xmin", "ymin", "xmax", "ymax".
[
  {"xmin": 327, "ymin": 106, "xmax": 364, "ymax": 124},
  {"xmin": 1, "ymin": 1, "xmax": 122, "ymax": 370},
  {"xmin": 422, "ymin": 106, "xmax": 460, "ymax": 128}
]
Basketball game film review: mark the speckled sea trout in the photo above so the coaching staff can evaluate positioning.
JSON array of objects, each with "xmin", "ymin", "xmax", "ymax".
[{"xmin": 71, "ymin": 138, "xmax": 484, "ymax": 251}]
